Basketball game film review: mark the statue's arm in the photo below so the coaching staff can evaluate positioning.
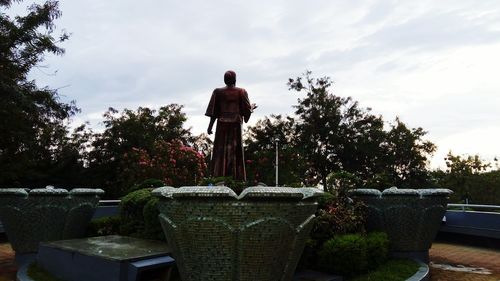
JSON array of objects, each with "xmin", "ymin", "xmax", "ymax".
[
  {"xmin": 241, "ymin": 90, "xmax": 253, "ymax": 123},
  {"xmin": 206, "ymin": 90, "xmax": 218, "ymax": 134},
  {"xmin": 207, "ymin": 117, "xmax": 216, "ymax": 135}
]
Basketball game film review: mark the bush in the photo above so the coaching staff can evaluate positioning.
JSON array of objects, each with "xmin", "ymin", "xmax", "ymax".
[
  {"xmin": 128, "ymin": 178, "xmax": 165, "ymax": 193},
  {"xmin": 310, "ymin": 194, "xmax": 366, "ymax": 242},
  {"xmin": 121, "ymin": 140, "xmax": 206, "ymax": 188},
  {"xmin": 298, "ymin": 191, "xmax": 366, "ymax": 271},
  {"xmin": 366, "ymin": 232, "xmax": 389, "ymax": 270},
  {"xmin": 319, "ymin": 234, "xmax": 368, "ymax": 276},
  {"xmin": 87, "ymin": 216, "xmax": 121, "ymax": 237},
  {"xmin": 143, "ymin": 196, "xmax": 164, "ymax": 240},
  {"xmin": 317, "ymin": 232, "xmax": 389, "ymax": 277},
  {"xmin": 119, "ymin": 187, "xmax": 164, "ymax": 241}
]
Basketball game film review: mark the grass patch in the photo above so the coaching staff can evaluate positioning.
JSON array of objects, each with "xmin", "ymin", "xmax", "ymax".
[
  {"xmin": 350, "ymin": 259, "xmax": 420, "ymax": 281},
  {"xmin": 27, "ymin": 263, "xmax": 63, "ymax": 281}
]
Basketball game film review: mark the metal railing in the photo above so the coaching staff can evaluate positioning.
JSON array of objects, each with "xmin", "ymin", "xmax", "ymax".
[
  {"xmin": 98, "ymin": 199, "xmax": 121, "ymax": 206},
  {"xmin": 447, "ymin": 203, "xmax": 500, "ymax": 212}
]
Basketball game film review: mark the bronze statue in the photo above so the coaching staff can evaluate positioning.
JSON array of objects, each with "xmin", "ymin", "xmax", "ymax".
[{"xmin": 205, "ymin": 71, "xmax": 256, "ymax": 181}]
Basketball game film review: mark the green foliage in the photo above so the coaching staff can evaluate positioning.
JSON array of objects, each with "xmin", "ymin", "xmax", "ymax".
[
  {"xmin": 366, "ymin": 232, "xmax": 389, "ymax": 270},
  {"xmin": 119, "ymin": 187, "xmax": 164, "ymax": 241},
  {"xmin": 143, "ymin": 197, "xmax": 164, "ymax": 240},
  {"xmin": 244, "ymin": 115, "xmax": 307, "ymax": 186},
  {"xmin": 311, "ymin": 182, "xmax": 366, "ymax": 241},
  {"xmin": 87, "ymin": 105, "xmax": 199, "ymax": 197},
  {"xmin": 381, "ymin": 118, "xmax": 436, "ymax": 188},
  {"xmin": 318, "ymin": 232, "xmax": 390, "ymax": 277},
  {"xmin": 121, "ymin": 140, "xmax": 206, "ymax": 190},
  {"xmin": 244, "ymin": 71, "xmax": 435, "ymax": 190},
  {"xmin": 318, "ymin": 234, "xmax": 368, "ymax": 276},
  {"xmin": 432, "ymin": 152, "xmax": 500, "ymax": 204},
  {"xmin": 299, "ymin": 188, "xmax": 366, "ymax": 270},
  {"xmin": 288, "ymin": 71, "xmax": 387, "ymax": 189},
  {"xmin": 350, "ymin": 259, "xmax": 420, "ymax": 281},
  {"xmin": 127, "ymin": 178, "xmax": 165, "ymax": 193},
  {"xmin": 0, "ymin": 0, "xmax": 89, "ymax": 187},
  {"xmin": 87, "ymin": 216, "xmax": 121, "ymax": 237},
  {"xmin": 27, "ymin": 263, "xmax": 63, "ymax": 281},
  {"xmin": 315, "ymin": 192, "xmax": 335, "ymax": 210}
]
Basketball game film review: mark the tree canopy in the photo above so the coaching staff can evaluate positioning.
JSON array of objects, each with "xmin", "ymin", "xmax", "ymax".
[
  {"xmin": 0, "ymin": 2, "xmax": 497, "ymax": 202},
  {"xmin": 0, "ymin": 0, "xmax": 79, "ymax": 187},
  {"xmin": 244, "ymin": 71, "xmax": 437, "ymax": 191}
]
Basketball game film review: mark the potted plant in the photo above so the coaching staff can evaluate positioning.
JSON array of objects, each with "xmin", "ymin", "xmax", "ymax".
[
  {"xmin": 350, "ymin": 187, "xmax": 452, "ymax": 262},
  {"xmin": 153, "ymin": 185, "xmax": 323, "ymax": 281},
  {"xmin": 0, "ymin": 187, "xmax": 104, "ymax": 256}
]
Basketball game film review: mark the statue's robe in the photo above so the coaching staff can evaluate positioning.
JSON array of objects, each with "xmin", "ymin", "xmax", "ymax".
[{"xmin": 205, "ymin": 86, "xmax": 252, "ymax": 181}]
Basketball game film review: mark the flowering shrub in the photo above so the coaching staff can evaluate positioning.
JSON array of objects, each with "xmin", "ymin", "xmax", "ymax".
[
  {"xmin": 122, "ymin": 140, "xmax": 206, "ymax": 187},
  {"xmin": 298, "ymin": 182, "xmax": 367, "ymax": 271}
]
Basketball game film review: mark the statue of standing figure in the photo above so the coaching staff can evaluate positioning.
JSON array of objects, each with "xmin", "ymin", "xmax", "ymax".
[{"xmin": 205, "ymin": 70, "xmax": 257, "ymax": 181}]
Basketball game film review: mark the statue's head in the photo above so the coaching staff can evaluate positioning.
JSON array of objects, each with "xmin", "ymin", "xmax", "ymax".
[{"xmin": 224, "ymin": 70, "xmax": 236, "ymax": 86}]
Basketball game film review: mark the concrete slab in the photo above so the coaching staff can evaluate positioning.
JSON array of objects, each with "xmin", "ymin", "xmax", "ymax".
[{"xmin": 37, "ymin": 235, "xmax": 174, "ymax": 281}]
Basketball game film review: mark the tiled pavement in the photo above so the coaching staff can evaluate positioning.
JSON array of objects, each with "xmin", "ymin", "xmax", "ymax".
[
  {"xmin": 0, "ymin": 241, "xmax": 499, "ymax": 281},
  {"xmin": 0, "ymin": 243, "xmax": 16, "ymax": 281},
  {"xmin": 429, "ymin": 242, "xmax": 500, "ymax": 281}
]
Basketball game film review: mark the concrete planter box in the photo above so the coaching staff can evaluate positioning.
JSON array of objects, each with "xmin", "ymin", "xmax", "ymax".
[
  {"xmin": 350, "ymin": 187, "xmax": 452, "ymax": 262},
  {"xmin": 0, "ymin": 188, "xmax": 104, "ymax": 254},
  {"xmin": 153, "ymin": 186, "xmax": 323, "ymax": 281}
]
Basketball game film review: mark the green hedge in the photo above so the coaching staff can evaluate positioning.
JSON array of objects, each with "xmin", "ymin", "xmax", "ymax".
[
  {"xmin": 87, "ymin": 216, "xmax": 121, "ymax": 237},
  {"xmin": 318, "ymin": 232, "xmax": 389, "ymax": 277},
  {"xmin": 119, "ymin": 187, "xmax": 164, "ymax": 241},
  {"xmin": 366, "ymin": 232, "xmax": 389, "ymax": 270}
]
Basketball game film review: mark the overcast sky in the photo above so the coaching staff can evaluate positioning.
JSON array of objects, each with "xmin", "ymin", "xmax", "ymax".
[{"xmin": 10, "ymin": 0, "xmax": 500, "ymax": 169}]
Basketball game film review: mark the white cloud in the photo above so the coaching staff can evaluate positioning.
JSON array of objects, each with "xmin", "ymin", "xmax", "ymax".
[{"xmin": 14, "ymin": 0, "xmax": 500, "ymax": 169}]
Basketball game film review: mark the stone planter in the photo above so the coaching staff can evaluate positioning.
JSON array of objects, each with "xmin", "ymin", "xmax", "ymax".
[
  {"xmin": 153, "ymin": 186, "xmax": 323, "ymax": 281},
  {"xmin": 0, "ymin": 188, "xmax": 104, "ymax": 254},
  {"xmin": 350, "ymin": 187, "xmax": 452, "ymax": 262}
]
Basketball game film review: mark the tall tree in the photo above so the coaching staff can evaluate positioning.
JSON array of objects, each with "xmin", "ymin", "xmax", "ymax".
[
  {"xmin": 380, "ymin": 118, "xmax": 436, "ymax": 188},
  {"xmin": 288, "ymin": 71, "xmax": 386, "ymax": 190},
  {"xmin": 0, "ymin": 0, "xmax": 78, "ymax": 186},
  {"xmin": 87, "ymin": 105, "xmax": 196, "ymax": 197},
  {"xmin": 244, "ymin": 114, "xmax": 306, "ymax": 186},
  {"xmin": 432, "ymin": 152, "xmax": 491, "ymax": 203}
]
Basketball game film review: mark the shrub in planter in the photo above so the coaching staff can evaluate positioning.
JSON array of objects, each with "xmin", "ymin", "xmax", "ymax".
[
  {"xmin": 143, "ymin": 196, "xmax": 164, "ymax": 241},
  {"xmin": 127, "ymin": 178, "xmax": 165, "ymax": 193},
  {"xmin": 317, "ymin": 232, "xmax": 389, "ymax": 276},
  {"xmin": 298, "ymin": 190, "xmax": 366, "ymax": 270},
  {"xmin": 318, "ymin": 234, "xmax": 368, "ymax": 276},
  {"xmin": 366, "ymin": 232, "xmax": 389, "ymax": 270},
  {"xmin": 119, "ymin": 187, "xmax": 164, "ymax": 240},
  {"xmin": 87, "ymin": 216, "xmax": 121, "ymax": 237}
]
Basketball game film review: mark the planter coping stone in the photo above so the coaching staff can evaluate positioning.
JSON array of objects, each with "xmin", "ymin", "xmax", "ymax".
[
  {"xmin": 349, "ymin": 189, "xmax": 382, "ymax": 197},
  {"xmin": 382, "ymin": 187, "xmax": 419, "ymax": 196},
  {"xmin": 151, "ymin": 186, "xmax": 177, "ymax": 198},
  {"xmin": 0, "ymin": 188, "xmax": 28, "ymax": 197},
  {"xmin": 152, "ymin": 186, "xmax": 324, "ymax": 200},
  {"xmin": 29, "ymin": 188, "xmax": 69, "ymax": 196},
  {"xmin": 418, "ymin": 189, "xmax": 453, "ymax": 197},
  {"xmin": 69, "ymin": 188, "xmax": 105, "ymax": 196},
  {"xmin": 351, "ymin": 187, "xmax": 453, "ymax": 198}
]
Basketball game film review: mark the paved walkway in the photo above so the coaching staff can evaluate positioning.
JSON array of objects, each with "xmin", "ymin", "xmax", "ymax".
[
  {"xmin": 0, "ymin": 241, "xmax": 499, "ymax": 281},
  {"xmin": 429, "ymin": 242, "xmax": 500, "ymax": 281},
  {"xmin": 0, "ymin": 243, "xmax": 16, "ymax": 281}
]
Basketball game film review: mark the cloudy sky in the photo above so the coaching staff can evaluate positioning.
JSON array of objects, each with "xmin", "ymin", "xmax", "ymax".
[{"xmin": 10, "ymin": 0, "xmax": 500, "ymax": 169}]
